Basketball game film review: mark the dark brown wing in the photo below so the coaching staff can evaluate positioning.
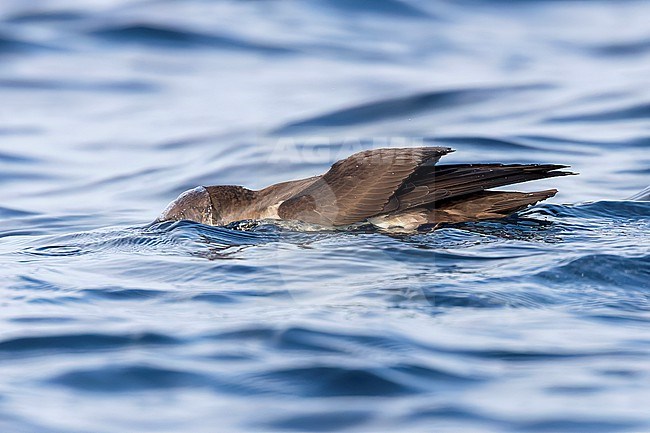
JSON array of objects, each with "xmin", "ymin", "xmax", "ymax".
[
  {"xmin": 278, "ymin": 147, "xmax": 453, "ymax": 225},
  {"xmin": 394, "ymin": 163, "xmax": 573, "ymax": 211}
]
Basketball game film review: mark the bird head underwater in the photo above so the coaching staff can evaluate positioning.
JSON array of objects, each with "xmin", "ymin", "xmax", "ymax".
[
  {"xmin": 156, "ymin": 147, "xmax": 575, "ymax": 231},
  {"xmin": 158, "ymin": 186, "xmax": 214, "ymax": 225}
]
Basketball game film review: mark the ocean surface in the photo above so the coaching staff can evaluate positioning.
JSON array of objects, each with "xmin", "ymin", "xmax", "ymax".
[{"xmin": 1, "ymin": 0, "xmax": 650, "ymax": 432}]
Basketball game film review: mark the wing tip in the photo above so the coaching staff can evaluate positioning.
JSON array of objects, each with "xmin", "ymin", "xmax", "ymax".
[
  {"xmin": 533, "ymin": 188, "xmax": 559, "ymax": 198},
  {"xmin": 520, "ymin": 164, "xmax": 577, "ymax": 177},
  {"xmin": 547, "ymin": 167, "xmax": 578, "ymax": 177},
  {"xmin": 420, "ymin": 146, "xmax": 454, "ymax": 165},
  {"xmin": 436, "ymin": 146, "xmax": 455, "ymax": 154}
]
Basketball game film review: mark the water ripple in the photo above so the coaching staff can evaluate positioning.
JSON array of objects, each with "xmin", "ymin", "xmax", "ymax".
[
  {"xmin": 0, "ymin": 78, "xmax": 159, "ymax": 93},
  {"xmin": 50, "ymin": 364, "xmax": 210, "ymax": 392},
  {"xmin": 0, "ymin": 332, "xmax": 177, "ymax": 356},
  {"xmin": 89, "ymin": 23, "xmax": 295, "ymax": 54},
  {"xmin": 273, "ymin": 84, "xmax": 552, "ymax": 133},
  {"xmin": 548, "ymin": 103, "xmax": 650, "ymax": 123}
]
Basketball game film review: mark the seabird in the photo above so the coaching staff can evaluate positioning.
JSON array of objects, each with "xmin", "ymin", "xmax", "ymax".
[{"xmin": 157, "ymin": 147, "xmax": 573, "ymax": 231}]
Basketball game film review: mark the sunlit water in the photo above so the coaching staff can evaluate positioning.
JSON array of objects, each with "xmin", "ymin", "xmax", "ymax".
[{"xmin": 1, "ymin": 0, "xmax": 649, "ymax": 432}]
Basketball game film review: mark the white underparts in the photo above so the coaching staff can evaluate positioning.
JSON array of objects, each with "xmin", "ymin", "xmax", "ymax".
[{"xmin": 368, "ymin": 210, "xmax": 428, "ymax": 231}]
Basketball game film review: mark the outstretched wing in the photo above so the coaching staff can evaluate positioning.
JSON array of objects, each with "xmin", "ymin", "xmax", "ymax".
[
  {"xmin": 277, "ymin": 147, "xmax": 453, "ymax": 226},
  {"xmin": 393, "ymin": 163, "xmax": 573, "ymax": 211}
]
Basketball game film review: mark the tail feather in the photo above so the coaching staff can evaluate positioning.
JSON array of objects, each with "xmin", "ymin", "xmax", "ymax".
[
  {"xmin": 477, "ymin": 189, "xmax": 557, "ymax": 215},
  {"xmin": 427, "ymin": 189, "xmax": 558, "ymax": 223}
]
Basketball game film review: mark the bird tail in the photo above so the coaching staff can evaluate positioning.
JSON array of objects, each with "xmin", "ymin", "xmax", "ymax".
[{"xmin": 428, "ymin": 189, "xmax": 558, "ymax": 223}]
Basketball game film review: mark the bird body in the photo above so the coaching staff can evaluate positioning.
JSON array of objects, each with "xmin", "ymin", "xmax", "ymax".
[{"xmin": 158, "ymin": 147, "xmax": 572, "ymax": 231}]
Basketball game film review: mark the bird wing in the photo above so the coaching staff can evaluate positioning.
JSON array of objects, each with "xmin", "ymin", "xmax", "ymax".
[
  {"xmin": 277, "ymin": 147, "xmax": 453, "ymax": 226},
  {"xmin": 393, "ymin": 163, "xmax": 574, "ymax": 211}
]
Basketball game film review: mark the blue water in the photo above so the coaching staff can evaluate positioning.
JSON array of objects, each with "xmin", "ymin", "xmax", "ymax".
[{"xmin": 1, "ymin": 0, "xmax": 650, "ymax": 432}]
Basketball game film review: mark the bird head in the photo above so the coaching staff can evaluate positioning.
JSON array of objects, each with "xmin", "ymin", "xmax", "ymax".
[{"xmin": 156, "ymin": 186, "xmax": 214, "ymax": 225}]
